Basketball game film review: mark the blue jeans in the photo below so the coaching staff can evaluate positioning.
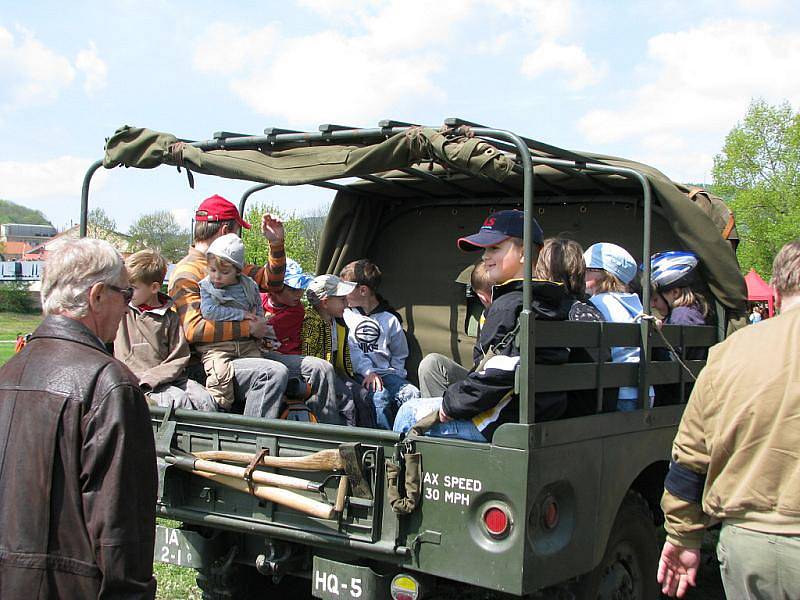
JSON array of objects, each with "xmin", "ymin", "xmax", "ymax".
[
  {"xmin": 362, "ymin": 373, "xmax": 420, "ymax": 430},
  {"xmin": 393, "ymin": 397, "xmax": 487, "ymax": 442}
]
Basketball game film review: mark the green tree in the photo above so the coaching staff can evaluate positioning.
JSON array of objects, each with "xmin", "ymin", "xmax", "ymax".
[
  {"xmin": 712, "ymin": 99, "xmax": 800, "ymax": 278},
  {"xmin": 128, "ymin": 210, "xmax": 190, "ymax": 263},
  {"xmin": 87, "ymin": 207, "xmax": 118, "ymax": 241},
  {"xmin": 240, "ymin": 202, "xmax": 318, "ymax": 274}
]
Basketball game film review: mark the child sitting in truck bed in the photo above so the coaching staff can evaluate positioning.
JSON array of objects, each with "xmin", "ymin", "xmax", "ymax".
[
  {"xmin": 260, "ymin": 258, "xmax": 313, "ymax": 354},
  {"xmin": 649, "ymin": 250, "xmax": 711, "ymax": 406},
  {"xmin": 114, "ymin": 249, "xmax": 216, "ymax": 411},
  {"xmin": 197, "ymin": 233, "xmax": 265, "ymax": 411},
  {"xmin": 394, "ymin": 209, "xmax": 571, "ymax": 441},
  {"xmin": 301, "ymin": 274, "xmax": 373, "ymax": 427},
  {"xmin": 583, "ymin": 242, "xmax": 654, "ymax": 411},
  {"xmin": 339, "ymin": 259, "xmax": 420, "ymax": 430}
]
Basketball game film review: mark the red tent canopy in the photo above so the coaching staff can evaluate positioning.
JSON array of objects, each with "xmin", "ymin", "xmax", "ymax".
[{"xmin": 744, "ymin": 268, "xmax": 774, "ymax": 316}]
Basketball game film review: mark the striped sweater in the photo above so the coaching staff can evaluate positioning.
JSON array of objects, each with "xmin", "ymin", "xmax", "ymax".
[{"xmin": 168, "ymin": 242, "xmax": 285, "ymax": 345}]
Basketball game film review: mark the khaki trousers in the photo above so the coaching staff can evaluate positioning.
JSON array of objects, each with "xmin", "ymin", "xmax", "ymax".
[
  {"xmin": 197, "ymin": 339, "xmax": 262, "ymax": 410},
  {"xmin": 717, "ymin": 523, "xmax": 800, "ymax": 600}
]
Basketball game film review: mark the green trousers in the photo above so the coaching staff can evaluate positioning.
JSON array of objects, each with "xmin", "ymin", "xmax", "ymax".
[{"xmin": 717, "ymin": 523, "xmax": 800, "ymax": 600}]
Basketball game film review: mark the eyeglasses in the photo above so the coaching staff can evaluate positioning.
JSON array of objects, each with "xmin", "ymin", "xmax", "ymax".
[{"xmin": 107, "ymin": 284, "xmax": 134, "ymax": 303}]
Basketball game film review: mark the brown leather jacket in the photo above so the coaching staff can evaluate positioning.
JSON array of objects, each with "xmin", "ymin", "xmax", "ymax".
[{"xmin": 0, "ymin": 315, "xmax": 157, "ymax": 599}]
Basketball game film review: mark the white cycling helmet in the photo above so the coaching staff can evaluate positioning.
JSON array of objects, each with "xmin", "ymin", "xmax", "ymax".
[{"xmin": 650, "ymin": 251, "xmax": 699, "ymax": 291}]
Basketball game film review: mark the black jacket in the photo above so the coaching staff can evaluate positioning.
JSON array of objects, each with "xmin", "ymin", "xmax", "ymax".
[
  {"xmin": 442, "ymin": 279, "xmax": 572, "ymax": 439},
  {"xmin": 0, "ymin": 316, "xmax": 157, "ymax": 599}
]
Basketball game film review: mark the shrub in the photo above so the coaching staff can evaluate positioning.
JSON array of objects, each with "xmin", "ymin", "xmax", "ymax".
[{"xmin": 0, "ymin": 281, "xmax": 36, "ymax": 313}]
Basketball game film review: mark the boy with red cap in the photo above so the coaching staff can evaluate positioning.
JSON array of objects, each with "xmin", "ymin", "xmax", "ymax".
[{"xmin": 394, "ymin": 209, "xmax": 571, "ymax": 441}]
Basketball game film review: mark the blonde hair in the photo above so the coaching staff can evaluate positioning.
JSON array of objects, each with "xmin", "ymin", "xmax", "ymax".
[
  {"xmin": 591, "ymin": 270, "xmax": 628, "ymax": 294},
  {"xmin": 669, "ymin": 287, "xmax": 710, "ymax": 318},
  {"xmin": 535, "ymin": 238, "xmax": 586, "ymax": 297},
  {"xmin": 771, "ymin": 240, "xmax": 800, "ymax": 296},
  {"xmin": 126, "ymin": 249, "xmax": 167, "ymax": 285}
]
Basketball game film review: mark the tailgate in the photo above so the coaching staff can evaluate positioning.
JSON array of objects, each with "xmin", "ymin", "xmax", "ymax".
[{"xmin": 151, "ymin": 406, "xmax": 399, "ymax": 548}]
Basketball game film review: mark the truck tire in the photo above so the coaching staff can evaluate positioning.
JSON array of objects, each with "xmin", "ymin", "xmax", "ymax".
[{"xmin": 574, "ymin": 490, "xmax": 660, "ymax": 600}]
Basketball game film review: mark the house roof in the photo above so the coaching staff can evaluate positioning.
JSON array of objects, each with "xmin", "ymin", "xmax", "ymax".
[{"xmin": 2, "ymin": 241, "xmax": 32, "ymax": 255}]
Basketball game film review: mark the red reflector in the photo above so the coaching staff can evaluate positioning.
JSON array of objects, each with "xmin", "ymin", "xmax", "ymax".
[
  {"xmin": 483, "ymin": 506, "xmax": 509, "ymax": 536},
  {"xmin": 543, "ymin": 500, "xmax": 559, "ymax": 529},
  {"xmin": 394, "ymin": 595, "xmax": 414, "ymax": 600}
]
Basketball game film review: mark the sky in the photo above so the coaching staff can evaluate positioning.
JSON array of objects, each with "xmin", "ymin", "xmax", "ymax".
[{"xmin": 1, "ymin": 0, "xmax": 800, "ymax": 233}]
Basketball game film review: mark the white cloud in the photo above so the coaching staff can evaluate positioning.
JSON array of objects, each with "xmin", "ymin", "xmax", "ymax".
[
  {"xmin": 231, "ymin": 30, "xmax": 444, "ymax": 124},
  {"xmin": 0, "ymin": 25, "xmax": 75, "ymax": 115},
  {"xmin": 579, "ymin": 20, "xmax": 800, "ymax": 144},
  {"xmin": 577, "ymin": 20, "xmax": 800, "ymax": 181},
  {"xmin": 0, "ymin": 156, "xmax": 108, "ymax": 200},
  {"xmin": 76, "ymin": 42, "xmax": 107, "ymax": 95},
  {"xmin": 192, "ymin": 0, "xmax": 477, "ymax": 124},
  {"xmin": 521, "ymin": 40, "xmax": 607, "ymax": 89},
  {"xmin": 482, "ymin": 0, "xmax": 577, "ymax": 40},
  {"xmin": 475, "ymin": 32, "xmax": 512, "ymax": 56},
  {"xmin": 192, "ymin": 22, "xmax": 279, "ymax": 74}
]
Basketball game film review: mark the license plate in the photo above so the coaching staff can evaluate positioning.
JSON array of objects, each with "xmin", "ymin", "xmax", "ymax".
[
  {"xmin": 154, "ymin": 525, "xmax": 207, "ymax": 568},
  {"xmin": 312, "ymin": 556, "xmax": 388, "ymax": 599}
]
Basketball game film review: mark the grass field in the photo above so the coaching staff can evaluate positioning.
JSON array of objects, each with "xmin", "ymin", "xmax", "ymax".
[
  {"xmin": 0, "ymin": 311, "xmax": 42, "ymax": 365},
  {"xmin": 154, "ymin": 560, "xmax": 201, "ymax": 599}
]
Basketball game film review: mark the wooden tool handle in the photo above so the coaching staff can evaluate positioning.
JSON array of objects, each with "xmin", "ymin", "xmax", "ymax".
[
  {"xmin": 194, "ymin": 449, "xmax": 344, "ymax": 471},
  {"xmin": 334, "ymin": 475, "xmax": 349, "ymax": 513},
  {"xmin": 192, "ymin": 457, "xmax": 315, "ymax": 491},
  {"xmin": 189, "ymin": 470, "xmax": 334, "ymax": 520}
]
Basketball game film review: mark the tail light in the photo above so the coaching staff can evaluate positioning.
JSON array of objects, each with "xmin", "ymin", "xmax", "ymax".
[{"xmin": 482, "ymin": 504, "xmax": 512, "ymax": 538}]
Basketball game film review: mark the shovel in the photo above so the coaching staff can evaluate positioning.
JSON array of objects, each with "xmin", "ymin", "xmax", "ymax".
[
  {"xmin": 164, "ymin": 451, "xmax": 335, "ymax": 519},
  {"xmin": 193, "ymin": 442, "xmax": 372, "ymax": 499}
]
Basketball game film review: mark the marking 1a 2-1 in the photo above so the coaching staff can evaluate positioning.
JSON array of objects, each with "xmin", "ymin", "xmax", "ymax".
[
  {"xmin": 160, "ymin": 527, "xmax": 193, "ymax": 565},
  {"xmin": 423, "ymin": 471, "xmax": 483, "ymax": 507}
]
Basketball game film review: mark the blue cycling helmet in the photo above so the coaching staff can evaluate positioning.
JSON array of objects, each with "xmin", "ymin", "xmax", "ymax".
[{"xmin": 650, "ymin": 251, "xmax": 699, "ymax": 291}]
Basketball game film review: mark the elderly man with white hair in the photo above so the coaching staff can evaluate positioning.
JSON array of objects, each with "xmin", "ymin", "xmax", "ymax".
[{"xmin": 0, "ymin": 238, "xmax": 157, "ymax": 599}]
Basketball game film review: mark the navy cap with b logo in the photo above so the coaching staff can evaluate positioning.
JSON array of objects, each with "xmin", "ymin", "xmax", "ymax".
[{"xmin": 457, "ymin": 209, "xmax": 543, "ymax": 251}]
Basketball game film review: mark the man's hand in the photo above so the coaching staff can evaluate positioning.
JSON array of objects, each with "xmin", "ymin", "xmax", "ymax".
[
  {"xmin": 261, "ymin": 214, "xmax": 285, "ymax": 244},
  {"xmin": 249, "ymin": 315, "xmax": 270, "ymax": 339},
  {"xmin": 362, "ymin": 372, "xmax": 384, "ymax": 392},
  {"xmin": 657, "ymin": 541, "xmax": 700, "ymax": 598}
]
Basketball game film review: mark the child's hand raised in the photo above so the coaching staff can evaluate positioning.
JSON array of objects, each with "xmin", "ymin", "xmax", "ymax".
[
  {"xmin": 362, "ymin": 372, "xmax": 384, "ymax": 392},
  {"xmin": 261, "ymin": 214, "xmax": 285, "ymax": 243}
]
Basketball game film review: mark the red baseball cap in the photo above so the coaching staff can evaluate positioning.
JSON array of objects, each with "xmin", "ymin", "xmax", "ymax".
[{"xmin": 195, "ymin": 194, "xmax": 251, "ymax": 229}]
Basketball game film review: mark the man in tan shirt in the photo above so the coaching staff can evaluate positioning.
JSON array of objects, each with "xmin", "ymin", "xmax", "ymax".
[{"xmin": 658, "ymin": 240, "xmax": 800, "ymax": 598}]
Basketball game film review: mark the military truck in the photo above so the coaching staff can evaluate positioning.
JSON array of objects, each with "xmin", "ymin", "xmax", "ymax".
[{"xmin": 84, "ymin": 119, "xmax": 748, "ymax": 599}]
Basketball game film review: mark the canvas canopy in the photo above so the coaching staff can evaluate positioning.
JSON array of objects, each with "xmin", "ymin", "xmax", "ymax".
[
  {"xmin": 101, "ymin": 124, "xmax": 748, "ymax": 329},
  {"xmin": 744, "ymin": 268, "xmax": 774, "ymax": 316}
]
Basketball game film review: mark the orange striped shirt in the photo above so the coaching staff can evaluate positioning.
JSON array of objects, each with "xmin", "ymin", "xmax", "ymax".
[{"xmin": 168, "ymin": 242, "xmax": 285, "ymax": 344}]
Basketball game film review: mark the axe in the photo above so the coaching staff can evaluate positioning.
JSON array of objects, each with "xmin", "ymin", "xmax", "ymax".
[{"xmin": 194, "ymin": 442, "xmax": 372, "ymax": 499}]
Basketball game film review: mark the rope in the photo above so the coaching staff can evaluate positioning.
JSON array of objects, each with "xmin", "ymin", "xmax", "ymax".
[{"xmin": 638, "ymin": 314, "xmax": 697, "ymax": 382}]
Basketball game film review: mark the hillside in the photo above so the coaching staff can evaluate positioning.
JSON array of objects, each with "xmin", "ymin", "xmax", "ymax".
[{"xmin": 0, "ymin": 199, "xmax": 52, "ymax": 226}]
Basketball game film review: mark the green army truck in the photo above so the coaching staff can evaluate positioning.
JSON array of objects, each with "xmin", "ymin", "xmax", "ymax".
[{"xmin": 84, "ymin": 119, "xmax": 748, "ymax": 599}]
